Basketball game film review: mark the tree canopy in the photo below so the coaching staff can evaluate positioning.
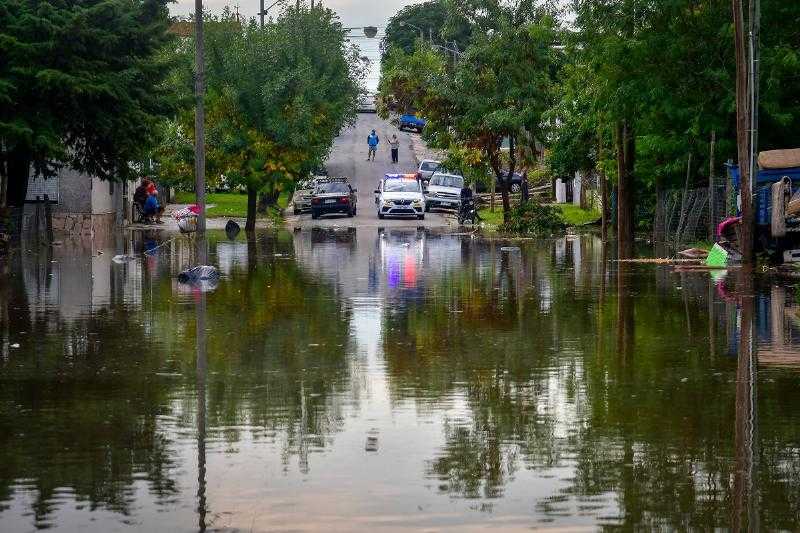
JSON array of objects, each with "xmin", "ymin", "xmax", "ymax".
[
  {"xmin": 155, "ymin": 6, "xmax": 363, "ymax": 229},
  {"xmin": 0, "ymin": 0, "xmax": 174, "ymax": 207}
]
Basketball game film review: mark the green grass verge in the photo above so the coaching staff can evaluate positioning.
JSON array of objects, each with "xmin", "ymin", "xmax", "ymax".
[
  {"xmin": 478, "ymin": 203, "xmax": 600, "ymax": 229},
  {"xmin": 557, "ymin": 204, "xmax": 601, "ymax": 226},
  {"xmin": 173, "ymin": 191, "xmax": 289, "ymax": 219}
]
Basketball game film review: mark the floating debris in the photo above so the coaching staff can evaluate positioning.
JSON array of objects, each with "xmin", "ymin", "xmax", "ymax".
[
  {"xmin": 112, "ymin": 254, "xmax": 137, "ymax": 264},
  {"xmin": 365, "ymin": 436, "xmax": 379, "ymax": 452}
]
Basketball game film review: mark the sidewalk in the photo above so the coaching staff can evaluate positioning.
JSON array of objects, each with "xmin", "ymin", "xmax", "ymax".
[
  {"xmin": 408, "ymin": 133, "xmax": 445, "ymax": 166},
  {"xmin": 127, "ymin": 203, "xmax": 274, "ymax": 232}
]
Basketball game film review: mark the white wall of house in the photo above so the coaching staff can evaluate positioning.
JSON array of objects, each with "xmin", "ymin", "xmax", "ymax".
[
  {"xmin": 573, "ymin": 172, "xmax": 583, "ymax": 206},
  {"xmin": 91, "ymin": 177, "xmax": 115, "ymax": 214},
  {"xmin": 555, "ymin": 179, "xmax": 567, "ymax": 203}
]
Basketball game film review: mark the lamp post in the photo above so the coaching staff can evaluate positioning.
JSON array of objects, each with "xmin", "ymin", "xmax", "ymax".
[
  {"xmin": 259, "ymin": 0, "xmax": 287, "ymax": 27},
  {"xmin": 399, "ymin": 21, "xmax": 424, "ymax": 42}
]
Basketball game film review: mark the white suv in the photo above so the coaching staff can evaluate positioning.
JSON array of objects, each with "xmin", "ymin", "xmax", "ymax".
[
  {"xmin": 374, "ymin": 174, "xmax": 426, "ymax": 220},
  {"xmin": 425, "ymin": 172, "xmax": 464, "ymax": 211}
]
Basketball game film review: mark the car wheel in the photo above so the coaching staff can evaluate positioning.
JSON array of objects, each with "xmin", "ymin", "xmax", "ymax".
[
  {"xmin": 510, "ymin": 183, "xmax": 521, "ymax": 193},
  {"xmin": 378, "ymin": 213, "xmax": 385, "ymax": 219},
  {"xmin": 424, "ymin": 203, "xmax": 430, "ymax": 213},
  {"xmin": 418, "ymin": 214, "xmax": 425, "ymax": 220},
  {"xmin": 312, "ymin": 211, "xmax": 319, "ymax": 220},
  {"xmin": 293, "ymin": 207, "xmax": 301, "ymax": 215}
]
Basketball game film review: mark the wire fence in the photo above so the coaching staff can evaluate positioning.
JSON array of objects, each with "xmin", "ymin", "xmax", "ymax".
[{"xmin": 657, "ymin": 184, "xmax": 731, "ymax": 245}]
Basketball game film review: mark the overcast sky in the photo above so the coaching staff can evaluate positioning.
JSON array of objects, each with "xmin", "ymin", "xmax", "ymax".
[
  {"xmin": 170, "ymin": 0, "xmax": 423, "ymax": 91},
  {"xmin": 171, "ymin": 0, "xmax": 422, "ymax": 28}
]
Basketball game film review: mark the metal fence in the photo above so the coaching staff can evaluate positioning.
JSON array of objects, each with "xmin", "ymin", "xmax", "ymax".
[{"xmin": 657, "ymin": 184, "xmax": 731, "ymax": 245}]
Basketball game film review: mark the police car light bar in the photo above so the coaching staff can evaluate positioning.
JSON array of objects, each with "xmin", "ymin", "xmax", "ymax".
[{"xmin": 384, "ymin": 173, "xmax": 417, "ymax": 180}]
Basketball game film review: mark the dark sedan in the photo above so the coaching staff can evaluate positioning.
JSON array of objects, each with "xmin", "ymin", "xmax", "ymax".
[
  {"xmin": 475, "ymin": 171, "xmax": 524, "ymax": 193},
  {"xmin": 311, "ymin": 179, "xmax": 357, "ymax": 219}
]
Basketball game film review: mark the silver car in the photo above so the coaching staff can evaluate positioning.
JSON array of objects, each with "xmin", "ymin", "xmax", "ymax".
[
  {"xmin": 425, "ymin": 172, "xmax": 464, "ymax": 211},
  {"xmin": 416, "ymin": 160, "xmax": 441, "ymax": 186},
  {"xmin": 291, "ymin": 177, "xmax": 319, "ymax": 215}
]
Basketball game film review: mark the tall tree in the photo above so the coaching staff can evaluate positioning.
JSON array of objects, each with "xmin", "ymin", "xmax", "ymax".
[
  {"xmin": 157, "ymin": 6, "xmax": 362, "ymax": 230},
  {"xmin": 0, "ymin": 0, "xmax": 174, "ymax": 208}
]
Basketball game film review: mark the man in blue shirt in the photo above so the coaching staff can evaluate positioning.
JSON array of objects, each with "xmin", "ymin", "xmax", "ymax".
[{"xmin": 367, "ymin": 130, "xmax": 379, "ymax": 161}]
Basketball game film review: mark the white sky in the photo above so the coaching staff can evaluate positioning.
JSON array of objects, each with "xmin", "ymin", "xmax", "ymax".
[{"xmin": 170, "ymin": 0, "xmax": 424, "ymax": 91}]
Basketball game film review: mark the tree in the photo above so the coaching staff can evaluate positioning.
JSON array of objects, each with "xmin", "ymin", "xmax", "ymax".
[
  {"xmin": 382, "ymin": 1, "xmax": 471, "ymax": 60},
  {"xmin": 0, "ymin": 0, "xmax": 174, "ymax": 209},
  {"xmin": 422, "ymin": 2, "xmax": 559, "ymax": 223},
  {"xmin": 158, "ymin": 6, "xmax": 362, "ymax": 230}
]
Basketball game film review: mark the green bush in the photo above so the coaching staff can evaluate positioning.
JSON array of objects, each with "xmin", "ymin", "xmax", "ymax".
[{"xmin": 501, "ymin": 201, "xmax": 564, "ymax": 235}]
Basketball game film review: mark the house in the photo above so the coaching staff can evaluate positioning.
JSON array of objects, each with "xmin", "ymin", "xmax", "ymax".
[
  {"xmin": 555, "ymin": 171, "xmax": 600, "ymax": 210},
  {"xmin": 22, "ymin": 167, "xmax": 137, "ymax": 240}
]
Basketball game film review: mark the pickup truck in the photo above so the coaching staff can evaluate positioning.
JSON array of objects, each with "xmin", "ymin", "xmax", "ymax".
[{"xmin": 399, "ymin": 114, "xmax": 426, "ymax": 133}]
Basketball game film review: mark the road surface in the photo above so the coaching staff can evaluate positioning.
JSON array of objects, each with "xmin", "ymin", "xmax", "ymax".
[{"xmin": 285, "ymin": 113, "xmax": 453, "ymax": 229}]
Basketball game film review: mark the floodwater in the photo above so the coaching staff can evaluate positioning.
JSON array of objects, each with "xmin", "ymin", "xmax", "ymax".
[{"xmin": 1, "ymin": 229, "xmax": 799, "ymax": 531}]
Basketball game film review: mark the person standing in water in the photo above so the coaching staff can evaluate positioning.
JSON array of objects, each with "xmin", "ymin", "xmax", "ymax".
[
  {"xmin": 367, "ymin": 130, "xmax": 379, "ymax": 161},
  {"xmin": 389, "ymin": 134, "xmax": 400, "ymax": 164}
]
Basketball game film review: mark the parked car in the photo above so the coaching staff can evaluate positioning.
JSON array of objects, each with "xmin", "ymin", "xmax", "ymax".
[
  {"xmin": 399, "ymin": 114, "xmax": 426, "ymax": 133},
  {"xmin": 425, "ymin": 172, "xmax": 464, "ymax": 211},
  {"xmin": 475, "ymin": 171, "xmax": 524, "ymax": 193},
  {"xmin": 358, "ymin": 93, "xmax": 377, "ymax": 113},
  {"xmin": 291, "ymin": 177, "xmax": 319, "ymax": 215},
  {"xmin": 375, "ymin": 174, "xmax": 426, "ymax": 220},
  {"xmin": 311, "ymin": 178, "xmax": 357, "ymax": 219},
  {"xmin": 415, "ymin": 160, "xmax": 441, "ymax": 186}
]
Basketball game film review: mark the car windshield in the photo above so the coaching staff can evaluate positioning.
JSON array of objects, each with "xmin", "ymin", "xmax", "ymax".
[
  {"xmin": 316, "ymin": 182, "xmax": 349, "ymax": 194},
  {"xmin": 420, "ymin": 162, "xmax": 439, "ymax": 172},
  {"xmin": 431, "ymin": 175, "xmax": 464, "ymax": 188},
  {"xmin": 384, "ymin": 180, "xmax": 420, "ymax": 193}
]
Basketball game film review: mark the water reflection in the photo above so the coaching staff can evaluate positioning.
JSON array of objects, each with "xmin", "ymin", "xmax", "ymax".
[{"xmin": 1, "ymin": 230, "xmax": 799, "ymax": 530}]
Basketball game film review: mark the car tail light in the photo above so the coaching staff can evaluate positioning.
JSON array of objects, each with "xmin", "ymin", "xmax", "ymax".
[
  {"xmin": 312, "ymin": 198, "xmax": 320, "ymax": 204},
  {"xmin": 416, "ymin": 171, "xmax": 422, "ymax": 180},
  {"xmin": 340, "ymin": 197, "xmax": 349, "ymax": 203}
]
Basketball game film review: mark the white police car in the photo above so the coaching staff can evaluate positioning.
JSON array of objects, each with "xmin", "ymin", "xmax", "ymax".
[{"xmin": 374, "ymin": 174, "xmax": 426, "ymax": 220}]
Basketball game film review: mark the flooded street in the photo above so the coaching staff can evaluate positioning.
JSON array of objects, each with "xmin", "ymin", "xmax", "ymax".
[{"xmin": 1, "ymin": 229, "xmax": 800, "ymax": 531}]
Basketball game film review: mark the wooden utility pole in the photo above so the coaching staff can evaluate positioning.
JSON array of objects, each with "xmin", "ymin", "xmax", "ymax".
[
  {"xmin": 733, "ymin": 0, "xmax": 753, "ymax": 264},
  {"xmin": 709, "ymin": 130, "xmax": 717, "ymax": 240},
  {"xmin": 616, "ymin": 121, "xmax": 634, "ymax": 259},
  {"xmin": 194, "ymin": 0, "xmax": 207, "ymax": 237}
]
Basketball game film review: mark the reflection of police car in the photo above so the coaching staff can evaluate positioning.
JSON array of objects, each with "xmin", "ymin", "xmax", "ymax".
[
  {"xmin": 311, "ymin": 177, "xmax": 357, "ymax": 219},
  {"xmin": 374, "ymin": 174, "xmax": 426, "ymax": 220}
]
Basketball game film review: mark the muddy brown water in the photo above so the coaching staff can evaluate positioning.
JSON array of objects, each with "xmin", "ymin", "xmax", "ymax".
[{"xmin": 1, "ymin": 229, "xmax": 799, "ymax": 531}]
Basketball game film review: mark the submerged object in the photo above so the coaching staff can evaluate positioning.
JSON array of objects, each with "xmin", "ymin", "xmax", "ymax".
[
  {"xmin": 178, "ymin": 265, "xmax": 220, "ymax": 283},
  {"xmin": 112, "ymin": 254, "xmax": 137, "ymax": 264},
  {"xmin": 225, "ymin": 220, "xmax": 241, "ymax": 240}
]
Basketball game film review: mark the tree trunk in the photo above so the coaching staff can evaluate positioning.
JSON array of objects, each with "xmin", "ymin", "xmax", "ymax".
[
  {"xmin": 616, "ymin": 121, "xmax": 634, "ymax": 259},
  {"xmin": 732, "ymin": 0, "xmax": 753, "ymax": 264},
  {"xmin": 654, "ymin": 174, "xmax": 665, "ymax": 243},
  {"xmin": 600, "ymin": 168, "xmax": 609, "ymax": 242},
  {"xmin": 246, "ymin": 186, "xmax": 257, "ymax": 231}
]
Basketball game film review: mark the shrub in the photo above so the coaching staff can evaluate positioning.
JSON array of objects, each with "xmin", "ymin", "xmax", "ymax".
[{"xmin": 501, "ymin": 201, "xmax": 564, "ymax": 235}]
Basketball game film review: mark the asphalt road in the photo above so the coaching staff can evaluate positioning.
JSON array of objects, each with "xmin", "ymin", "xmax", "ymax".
[{"xmin": 285, "ymin": 113, "xmax": 452, "ymax": 229}]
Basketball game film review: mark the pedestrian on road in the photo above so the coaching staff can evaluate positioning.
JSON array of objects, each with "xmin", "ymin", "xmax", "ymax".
[
  {"xmin": 389, "ymin": 134, "xmax": 400, "ymax": 164},
  {"xmin": 367, "ymin": 130, "xmax": 379, "ymax": 161}
]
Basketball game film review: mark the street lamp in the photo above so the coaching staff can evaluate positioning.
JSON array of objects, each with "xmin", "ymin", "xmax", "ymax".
[
  {"xmin": 399, "ymin": 21, "xmax": 424, "ymax": 41},
  {"xmin": 259, "ymin": 0, "xmax": 287, "ymax": 27}
]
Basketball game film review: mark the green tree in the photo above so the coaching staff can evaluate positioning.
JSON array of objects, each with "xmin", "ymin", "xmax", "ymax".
[
  {"xmin": 0, "ymin": 0, "xmax": 174, "ymax": 208},
  {"xmin": 422, "ymin": 2, "xmax": 559, "ymax": 222},
  {"xmin": 382, "ymin": 0, "xmax": 471, "ymax": 60},
  {"xmin": 158, "ymin": 6, "xmax": 362, "ymax": 230}
]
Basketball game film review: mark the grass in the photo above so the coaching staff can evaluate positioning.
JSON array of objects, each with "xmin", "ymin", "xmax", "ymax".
[
  {"xmin": 173, "ymin": 191, "xmax": 289, "ymax": 219},
  {"xmin": 478, "ymin": 203, "xmax": 601, "ymax": 229},
  {"xmin": 557, "ymin": 204, "xmax": 601, "ymax": 226}
]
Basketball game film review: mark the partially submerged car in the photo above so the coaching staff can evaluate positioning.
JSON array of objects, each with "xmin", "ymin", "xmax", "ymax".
[
  {"xmin": 311, "ymin": 177, "xmax": 357, "ymax": 219},
  {"xmin": 375, "ymin": 174, "xmax": 426, "ymax": 220},
  {"xmin": 425, "ymin": 172, "xmax": 464, "ymax": 211}
]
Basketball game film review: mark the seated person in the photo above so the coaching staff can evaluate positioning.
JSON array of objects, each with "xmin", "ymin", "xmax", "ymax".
[
  {"xmin": 144, "ymin": 190, "xmax": 164, "ymax": 224},
  {"xmin": 133, "ymin": 179, "xmax": 151, "ymax": 220}
]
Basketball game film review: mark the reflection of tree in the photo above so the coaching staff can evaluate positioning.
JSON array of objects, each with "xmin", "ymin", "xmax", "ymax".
[
  {"xmin": 383, "ymin": 236, "xmax": 800, "ymax": 528},
  {"xmin": 0, "ymin": 232, "xmax": 352, "ymax": 525}
]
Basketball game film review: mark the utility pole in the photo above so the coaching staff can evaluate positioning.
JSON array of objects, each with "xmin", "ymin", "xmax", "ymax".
[
  {"xmin": 194, "ymin": 0, "xmax": 206, "ymax": 237},
  {"xmin": 731, "ymin": 0, "xmax": 755, "ymax": 266}
]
